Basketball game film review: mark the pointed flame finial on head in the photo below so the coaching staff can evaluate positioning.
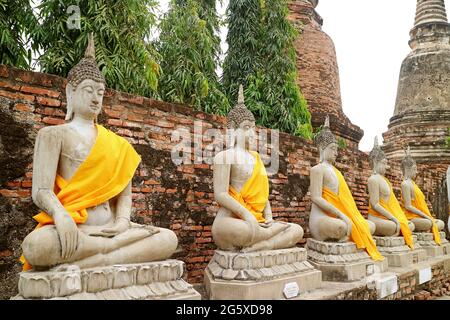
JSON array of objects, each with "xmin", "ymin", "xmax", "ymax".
[
  {"xmin": 237, "ymin": 84, "xmax": 245, "ymax": 105},
  {"xmin": 374, "ymin": 136, "xmax": 379, "ymax": 148},
  {"xmin": 85, "ymin": 33, "xmax": 96, "ymax": 59},
  {"xmin": 324, "ymin": 115, "xmax": 330, "ymax": 128},
  {"xmin": 401, "ymin": 145, "xmax": 416, "ymax": 174}
]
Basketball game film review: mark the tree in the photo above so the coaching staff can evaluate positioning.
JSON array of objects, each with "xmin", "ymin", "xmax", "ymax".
[
  {"xmin": 222, "ymin": 0, "xmax": 312, "ymax": 138},
  {"xmin": 157, "ymin": 0, "xmax": 229, "ymax": 115},
  {"xmin": 221, "ymin": 0, "xmax": 262, "ymax": 102},
  {"xmin": 0, "ymin": 0, "xmax": 38, "ymax": 69},
  {"xmin": 33, "ymin": 0, "xmax": 160, "ymax": 97}
]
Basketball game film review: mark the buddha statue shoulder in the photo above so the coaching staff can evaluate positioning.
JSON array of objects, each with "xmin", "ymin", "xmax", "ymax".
[
  {"xmin": 400, "ymin": 147, "xmax": 444, "ymax": 244},
  {"xmin": 211, "ymin": 85, "xmax": 303, "ymax": 252},
  {"xmin": 367, "ymin": 137, "xmax": 415, "ymax": 248},
  {"xmin": 20, "ymin": 34, "xmax": 177, "ymax": 271},
  {"xmin": 309, "ymin": 117, "xmax": 382, "ymax": 261}
]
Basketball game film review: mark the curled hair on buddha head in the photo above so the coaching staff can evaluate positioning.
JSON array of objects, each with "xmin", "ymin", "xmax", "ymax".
[
  {"xmin": 401, "ymin": 146, "xmax": 416, "ymax": 176},
  {"xmin": 66, "ymin": 33, "xmax": 106, "ymax": 121},
  {"xmin": 67, "ymin": 33, "xmax": 106, "ymax": 89},
  {"xmin": 369, "ymin": 136, "xmax": 386, "ymax": 170},
  {"xmin": 314, "ymin": 115, "xmax": 336, "ymax": 150},
  {"xmin": 226, "ymin": 84, "xmax": 255, "ymax": 129}
]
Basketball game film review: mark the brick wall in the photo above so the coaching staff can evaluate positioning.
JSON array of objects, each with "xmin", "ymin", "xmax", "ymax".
[{"xmin": 0, "ymin": 65, "xmax": 447, "ymax": 299}]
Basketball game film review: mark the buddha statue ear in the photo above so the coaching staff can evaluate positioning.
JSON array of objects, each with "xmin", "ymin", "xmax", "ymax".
[{"xmin": 65, "ymin": 83, "xmax": 75, "ymax": 121}]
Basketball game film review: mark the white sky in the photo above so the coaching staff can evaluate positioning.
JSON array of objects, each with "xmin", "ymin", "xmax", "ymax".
[{"xmin": 157, "ymin": 0, "xmax": 450, "ymax": 151}]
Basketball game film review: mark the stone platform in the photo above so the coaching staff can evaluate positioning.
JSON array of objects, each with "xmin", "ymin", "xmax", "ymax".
[
  {"xmin": 373, "ymin": 236, "xmax": 414, "ymax": 267},
  {"xmin": 306, "ymin": 238, "xmax": 375, "ymax": 282},
  {"xmin": 204, "ymin": 248, "xmax": 322, "ymax": 300},
  {"xmin": 12, "ymin": 260, "xmax": 201, "ymax": 300},
  {"xmin": 414, "ymin": 232, "xmax": 450, "ymax": 258}
]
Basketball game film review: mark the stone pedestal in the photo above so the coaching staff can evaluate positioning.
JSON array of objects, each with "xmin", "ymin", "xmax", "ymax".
[
  {"xmin": 414, "ymin": 232, "xmax": 450, "ymax": 258},
  {"xmin": 373, "ymin": 237, "xmax": 414, "ymax": 267},
  {"xmin": 12, "ymin": 260, "xmax": 200, "ymax": 300},
  {"xmin": 306, "ymin": 238, "xmax": 375, "ymax": 282},
  {"xmin": 204, "ymin": 248, "xmax": 322, "ymax": 300},
  {"xmin": 412, "ymin": 235, "xmax": 428, "ymax": 264}
]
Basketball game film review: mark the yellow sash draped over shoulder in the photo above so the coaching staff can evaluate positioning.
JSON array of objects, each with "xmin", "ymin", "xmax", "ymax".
[
  {"xmin": 368, "ymin": 178, "xmax": 414, "ymax": 249},
  {"xmin": 403, "ymin": 181, "xmax": 441, "ymax": 245},
  {"xmin": 322, "ymin": 167, "xmax": 384, "ymax": 261},
  {"xmin": 20, "ymin": 125, "xmax": 141, "ymax": 270},
  {"xmin": 229, "ymin": 151, "xmax": 269, "ymax": 223}
]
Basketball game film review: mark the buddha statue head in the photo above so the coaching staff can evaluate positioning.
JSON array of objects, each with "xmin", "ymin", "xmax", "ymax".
[
  {"xmin": 401, "ymin": 146, "xmax": 417, "ymax": 180},
  {"xmin": 369, "ymin": 137, "xmax": 387, "ymax": 175},
  {"xmin": 65, "ymin": 33, "xmax": 106, "ymax": 122},
  {"xmin": 314, "ymin": 115, "xmax": 337, "ymax": 163},
  {"xmin": 227, "ymin": 84, "xmax": 256, "ymax": 149}
]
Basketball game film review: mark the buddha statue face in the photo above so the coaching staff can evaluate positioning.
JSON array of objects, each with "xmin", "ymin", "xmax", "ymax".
[
  {"xmin": 405, "ymin": 164, "xmax": 417, "ymax": 179},
  {"xmin": 321, "ymin": 142, "xmax": 338, "ymax": 164},
  {"xmin": 374, "ymin": 158, "xmax": 388, "ymax": 175},
  {"xmin": 66, "ymin": 80, "xmax": 105, "ymax": 121},
  {"xmin": 234, "ymin": 119, "xmax": 256, "ymax": 150}
]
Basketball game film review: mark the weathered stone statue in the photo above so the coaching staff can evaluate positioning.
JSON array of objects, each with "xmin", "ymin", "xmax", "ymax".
[
  {"xmin": 15, "ymin": 34, "xmax": 199, "ymax": 300},
  {"xmin": 205, "ymin": 85, "xmax": 321, "ymax": 299},
  {"xmin": 211, "ymin": 85, "xmax": 303, "ymax": 252},
  {"xmin": 306, "ymin": 117, "xmax": 383, "ymax": 281},
  {"xmin": 400, "ymin": 147, "xmax": 445, "ymax": 244},
  {"xmin": 447, "ymin": 165, "xmax": 450, "ymax": 233},
  {"xmin": 367, "ymin": 138, "xmax": 420, "ymax": 267}
]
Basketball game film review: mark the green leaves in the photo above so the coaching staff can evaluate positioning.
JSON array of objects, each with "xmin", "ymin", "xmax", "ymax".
[
  {"xmin": 222, "ymin": 0, "xmax": 312, "ymax": 139},
  {"xmin": 0, "ymin": 0, "xmax": 38, "ymax": 69},
  {"xmin": 34, "ymin": 0, "xmax": 160, "ymax": 98},
  {"xmin": 157, "ymin": 0, "xmax": 230, "ymax": 114}
]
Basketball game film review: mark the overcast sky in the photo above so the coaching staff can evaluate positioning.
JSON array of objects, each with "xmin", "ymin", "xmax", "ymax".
[{"xmin": 157, "ymin": 0, "xmax": 450, "ymax": 151}]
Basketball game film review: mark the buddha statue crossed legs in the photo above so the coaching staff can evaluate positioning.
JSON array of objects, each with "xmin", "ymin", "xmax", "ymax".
[
  {"xmin": 20, "ymin": 34, "xmax": 177, "ymax": 271},
  {"xmin": 211, "ymin": 85, "xmax": 303, "ymax": 252}
]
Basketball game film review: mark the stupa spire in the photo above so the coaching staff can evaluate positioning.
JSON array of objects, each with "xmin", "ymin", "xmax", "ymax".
[{"xmin": 414, "ymin": 0, "xmax": 448, "ymax": 27}]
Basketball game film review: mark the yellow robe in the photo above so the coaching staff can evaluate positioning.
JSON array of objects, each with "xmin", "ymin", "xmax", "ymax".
[
  {"xmin": 229, "ymin": 151, "xmax": 269, "ymax": 223},
  {"xmin": 403, "ymin": 181, "xmax": 441, "ymax": 245},
  {"xmin": 369, "ymin": 177, "xmax": 414, "ymax": 249},
  {"xmin": 20, "ymin": 125, "xmax": 141, "ymax": 270},
  {"xmin": 322, "ymin": 167, "xmax": 384, "ymax": 261}
]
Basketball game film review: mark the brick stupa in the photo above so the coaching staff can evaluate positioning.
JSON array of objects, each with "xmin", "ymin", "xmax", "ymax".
[{"xmin": 288, "ymin": 0, "xmax": 364, "ymax": 149}]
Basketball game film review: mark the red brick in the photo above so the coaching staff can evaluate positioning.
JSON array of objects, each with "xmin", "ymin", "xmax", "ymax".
[
  {"xmin": 127, "ymin": 113, "xmax": 144, "ymax": 122},
  {"xmin": 37, "ymin": 96, "xmax": 61, "ymax": 107},
  {"xmin": 43, "ymin": 117, "xmax": 64, "ymax": 125},
  {"xmin": 0, "ymin": 89, "xmax": 35, "ymax": 102},
  {"xmin": 104, "ymin": 108, "xmax": 122, "ymax": 118},
  {"xmin": 166, "ymin": 188, "xmax": 177, "ymax": 194},
  {"xmin": 108, "ymin": 119, "xmax": 123, "ymax": 126},
  {"xmin": 0, "ymin": 250, "xmax": 12, "ymax": 257},
  {"xmin": 20, "ymin": 86, "xmax": 59, "ymax": 98},
  {"xmin": 0, "ymin": 65, "xmax": 9, "ymax": 78},
  {"xmin": 144, "ymin": 179, "xmax": 160, "ymax": 185},
  {"xmin": 14, "ymin": 103, "xmax": 34, "ymax": 112}
]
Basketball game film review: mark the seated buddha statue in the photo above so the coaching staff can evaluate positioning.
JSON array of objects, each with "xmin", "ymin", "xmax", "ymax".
[
  {"xmin": 400, "ymin": 147, "xmax": 444, "ymax": 245},
  {"xmin": 20, "ymin": 34, "xmax": 177, "ymax": 271},
  {"xmin": 309, "ymin": 116, "xmax": 383, "ymax": 261},
  {"xmin": 367, "ymin": 138, "xmax": 415, "ymax": 249},
  {"xmin": 211, "ymin": 85, "xmax": 303, "ymax": 252},
  {"xmin": 448, "ymin": 166, "xmax": 450, "ymax": 233}
]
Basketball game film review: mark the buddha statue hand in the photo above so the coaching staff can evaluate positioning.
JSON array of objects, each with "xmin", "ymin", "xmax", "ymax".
[
  {"xmin": 54, "ymin": 210, "xmax": 80, "ymax": 260},
  {"xmin": 392, "ymin": 218, "xmax": 401, "ymax": 237},
  {"xmin": 89, "ymin": 217, "xmax": 130, "ymax": 238}
]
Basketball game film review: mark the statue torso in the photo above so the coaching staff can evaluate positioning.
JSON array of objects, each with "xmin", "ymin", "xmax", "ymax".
[
  {"xmin": 319, "ymin": 163, "xmax": 339, "ymax": 194},
  {"xmin": 57, "ymin": 124, "xmax": 114, "ymax": 226},
  {"xmin": 372, "ymin": 174, "xmax": 391, "ymax": 203},
  {"xmin": 229, "ymin": 148, "xmax": 256, "ymax": 193}
]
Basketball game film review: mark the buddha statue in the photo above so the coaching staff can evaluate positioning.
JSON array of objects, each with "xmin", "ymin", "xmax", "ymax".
[
  {"xmin": 211, "ymin": 85, "xmax": 303, "ymax": 252},
  {"xmin": 20, "ymin": 34, "xmax": 178, "ymax": 271},
  {"xmin": 367, "ymin": 138, "xmax": 415, "ymax": 249},
  {"xmin": 447, "ymin": 165, "xmax": 450, "ymax": 233},
  {"xmin": 400, "ymin": 147, "xmax": 444, "ymax": 245},
  {"xmin": 309, "ymin": 116, "xmax": 382, "ymax": 261}
]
